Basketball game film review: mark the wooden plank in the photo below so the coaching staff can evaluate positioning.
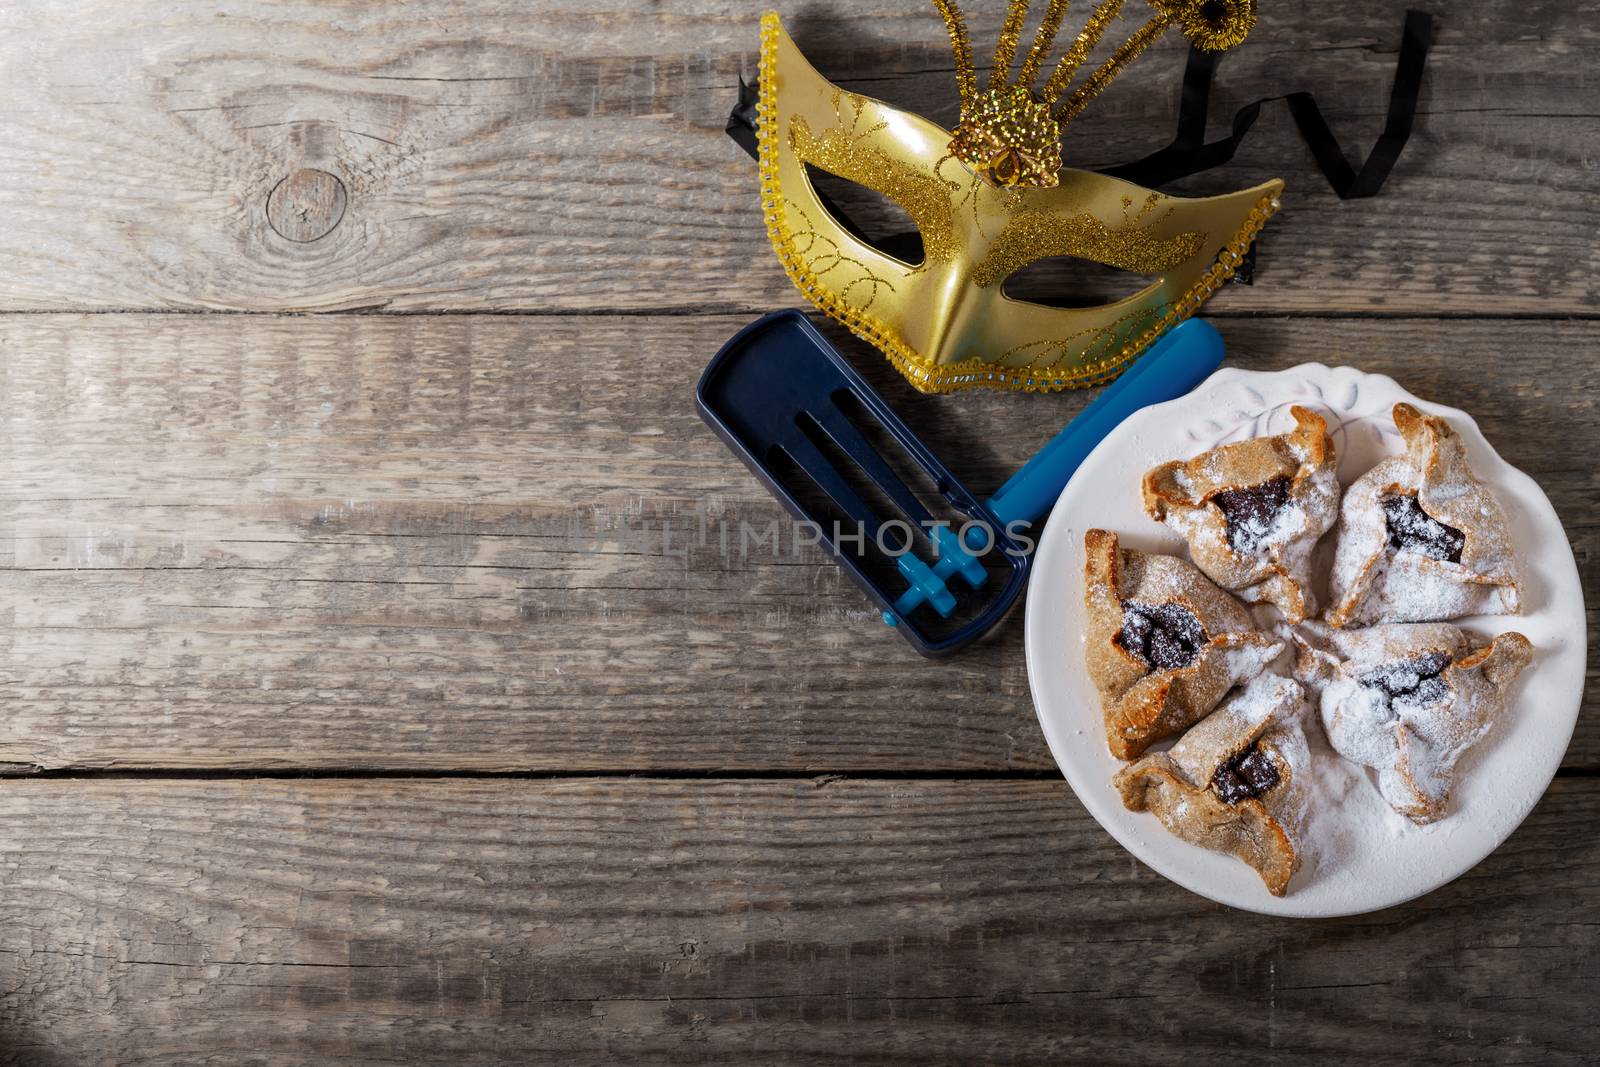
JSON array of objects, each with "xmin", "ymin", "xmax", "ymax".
[
  {"xmin": 0, "ymin": 312, "xmax": 1593, "ymax": 772},
  {"xmin": 0, "ymin": 776, "xmax": 1595, "ymax": 1064},
  {"xmin": 0, "ymin": 0, "xmax": 1595, "ymax": 314}
]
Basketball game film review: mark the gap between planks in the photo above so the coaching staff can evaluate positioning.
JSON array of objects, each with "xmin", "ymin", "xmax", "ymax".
[
  {"xmin": 3, "ymin": 766, "xmax": 1597, "ymax": 781},
  {"xmin": 0, "ymin": 307, "xmax": 1596, "ymax": 320}
]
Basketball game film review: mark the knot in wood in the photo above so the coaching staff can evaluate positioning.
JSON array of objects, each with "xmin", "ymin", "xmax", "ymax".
[{"xmin": 266, "ymin": 168, "xmax": 347, "ymax": 242}]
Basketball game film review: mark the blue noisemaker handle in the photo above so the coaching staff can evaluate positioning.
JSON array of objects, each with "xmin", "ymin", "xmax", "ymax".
[
  {"xmin": 886, "ymin": 318, "xmax": 1226, "ymax": 623},
  {"xmin": 986, "ymin": 317, "xmax": 1226, "ymax": 529}
]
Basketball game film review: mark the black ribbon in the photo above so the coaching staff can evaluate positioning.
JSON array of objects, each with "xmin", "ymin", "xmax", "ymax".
[
  {"xmin": 725, "ymin": 77, "xmax": 760, "ymax": 159},
  {"xmin": 726, "ymin": 10, "xmax": 1433, "ymax": 279},
  {"xmin": 1109, "ymin": 9, "xmax": 1433, "ymax": 198}
]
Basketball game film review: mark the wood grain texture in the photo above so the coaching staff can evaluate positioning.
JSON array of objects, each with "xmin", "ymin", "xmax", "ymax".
[
  {"xmin": 0, "ymin": 776, "xmax": 1595, "ymax": 1066},
  {"xmin": 1, "ymin": 312, "xmax": 1593, "ymax": 772},
  {"xmin": 266, "ymin": 169, "xmax": 349, "ymax": 243},
  {"xmin": 0, "ymin": 0, "xmax": 1596, "ymax": 314},
  {"xmin": 2, "ymin": 1, "xmax": 1593, "ymax": 1061}
]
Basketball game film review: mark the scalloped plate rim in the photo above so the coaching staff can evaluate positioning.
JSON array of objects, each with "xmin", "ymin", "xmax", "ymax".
[{"xmin": 1023, "ymin": 361, "xmax": 1587, "ymax": 917}]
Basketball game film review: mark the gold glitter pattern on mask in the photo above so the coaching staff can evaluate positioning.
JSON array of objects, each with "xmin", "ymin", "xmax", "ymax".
[
  {"xmin": 782, "ymin": 202, "xmax": 898, "ymax": 311},
  {"xmin": 945, "ymin": 86, "xmax": 1063, "ymax": 189},
  {"xmin": 999, "ymin": 301, "xmax": 1169, "ymax": 369},
  {"xmin": 973, "ymin": 194, "xmax": 1206, "ymax": 288},
  {"xmin": 789, "ymin": 95, "xmax": 961, "ymax": 264},
  {"xmin": 756, "ymin": 13, "xmax": 1283, "ymax": 395}
]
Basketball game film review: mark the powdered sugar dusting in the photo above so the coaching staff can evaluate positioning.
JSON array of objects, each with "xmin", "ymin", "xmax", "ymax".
[
  {"xmin": 1297, "ymin": 722, "xmax": 1360, "ymax": 879},
  {"xmin": 1327, "ymin": 405, "xmax": 1522, "ymax": 626},
  {"xmin": 1131, "ymin": 405, "xmax": 1527, "ymax": 866},
  {"xmin": 1027, "ymin": 362, "xmax": 1584, "ymax": 916},
  {"xmin": 1143, "ymin": 407, "xmax": 1340, "ymax": 623}
]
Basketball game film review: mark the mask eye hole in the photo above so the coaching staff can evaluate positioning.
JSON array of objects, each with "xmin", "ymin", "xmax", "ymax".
[
  {"xmin": 1000, "ymin": 256, "xmax": 1163, "ymax": 308},
  {"xmin": 802, "ymin": 164, "xmax": 925, "ymax": 268}
]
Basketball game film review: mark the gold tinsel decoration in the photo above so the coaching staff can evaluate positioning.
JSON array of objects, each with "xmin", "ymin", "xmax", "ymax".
[
  {"xmin": 934, "ymin": 0, "xmax": 1260, "ymax": 188},
  {"xmin": 1168, "ymin": 0, "xmax": 1257, "ymax": 51}
]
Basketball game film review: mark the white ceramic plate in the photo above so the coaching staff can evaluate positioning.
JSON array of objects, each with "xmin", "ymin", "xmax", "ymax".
[{"xmin": 1024, "ymin": 363, "xmax": 1586, "ymax": 917}]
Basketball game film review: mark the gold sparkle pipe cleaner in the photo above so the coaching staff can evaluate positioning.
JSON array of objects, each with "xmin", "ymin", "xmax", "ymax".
[
  {"xmin": 1038, "ymin": 0, "xmax": 1126, "ymax": 105},
  {"xmin": 988, "ymin": 0, "xmax": 1033, "ymax": 89},
  {"xmin": 1015, "ymin": 0, "xmax": 1073, "ymax": 89},
  {"xmin": 932, "ymin": 0, "xmax": 978, "ymax": 108},
  {"xmin": 1055, "ymin": 11, "xmax": 1171, "ymax": 123}
]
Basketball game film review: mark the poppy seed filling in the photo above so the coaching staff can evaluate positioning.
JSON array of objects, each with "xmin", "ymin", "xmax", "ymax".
[
  {"xmin": 1382, "ymin": 493, "xmax": 1465, "ymax": 563},
  {"xmin": 1212, "ymin": 476, "xmax": 1292, "ymax": 554},
  {"xmin": 1211, "ymin": 744, "xmax": 1281, "ymax": 804},
  {"xmin": 1357, "ymin": 650, "xmax": 1453, "ymax": 712},
  {"xmin": 1115, "ymin": 601, "xmax": 1206, "ymax": 671}
]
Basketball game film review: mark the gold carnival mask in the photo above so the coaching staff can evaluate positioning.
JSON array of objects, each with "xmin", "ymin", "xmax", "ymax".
[{"xmin": 755, "ymin": 2, "xmax": 1283, "ymax": 393}]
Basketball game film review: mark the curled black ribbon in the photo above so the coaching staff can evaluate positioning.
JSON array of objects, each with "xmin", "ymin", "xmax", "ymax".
[
  {"xmin": 1109, "ymin": 9, "xmax": 1433, "ymax": 197},
  {"xmin": 726, "ymin": 9, "xmax": 1434, "ymax": 281}
]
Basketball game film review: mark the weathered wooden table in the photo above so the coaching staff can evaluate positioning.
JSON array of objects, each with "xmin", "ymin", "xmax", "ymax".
[{"xmin": 0, "ymin": 2, "xmax": 1594, "ymax": 1063}]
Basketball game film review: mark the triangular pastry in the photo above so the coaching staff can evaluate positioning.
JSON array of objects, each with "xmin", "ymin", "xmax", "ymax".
[
  {"xmin": 1326, "ymin": 403, "xmax": 1521, "ymax": 627},
  {"xmin": 1294, "ymin": 621, "xmax": 1532, "ymax": 824},
  {"xmin": 1142, "ymin": 405, "xmax": 1340, "ymax": 623},
  {"xmin": 1084, "ymin": 529, "xmax": 1284, "ymax": 760},
  {"xmin": 1114, "ymin": 674, "xmax": 1312, "ymax": 896}
]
